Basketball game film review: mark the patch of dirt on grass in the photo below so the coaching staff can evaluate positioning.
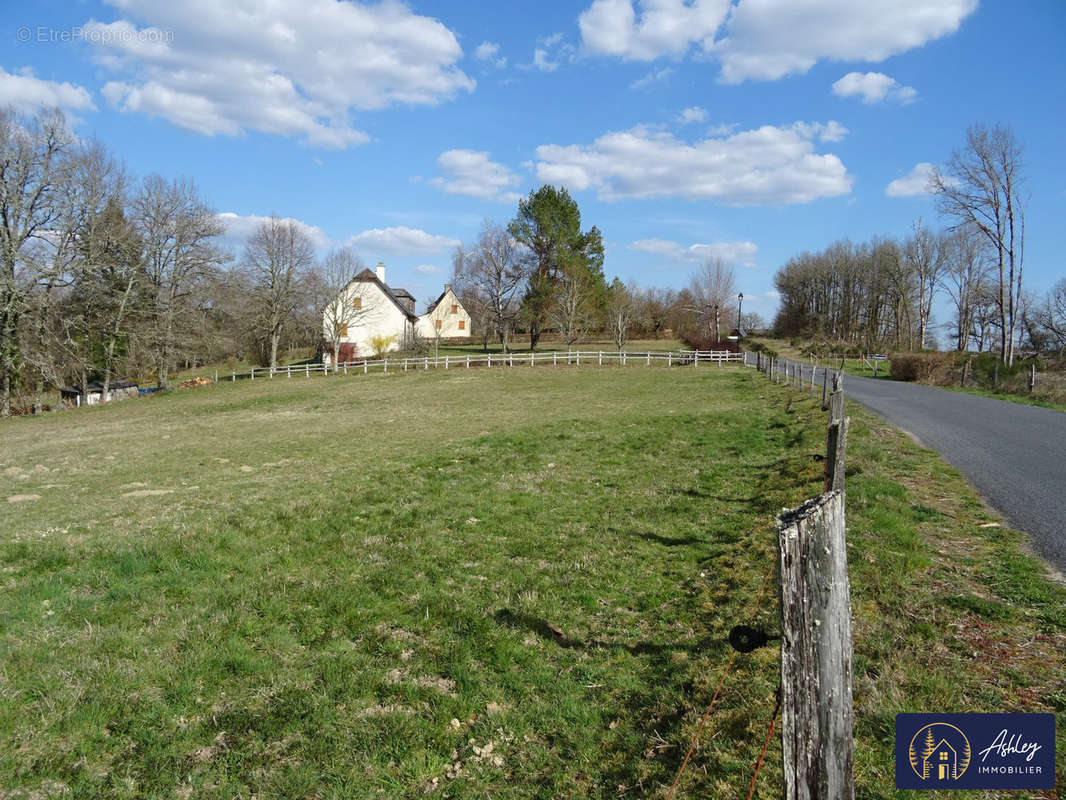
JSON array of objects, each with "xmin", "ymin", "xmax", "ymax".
[
  {"xmin": 122, "ymin": 489, "xmax": 173, "ymax": 497},
  {"xmin": 357, "ymin": 703, "xmax": 421, "ymax": 718},
  {"xmin": 7, "ymin": 494, "xmax": 41, "ymax": 503},
  {"xmin": 384, "ymin": 668, "xmax": 457, "ymax": 697}
]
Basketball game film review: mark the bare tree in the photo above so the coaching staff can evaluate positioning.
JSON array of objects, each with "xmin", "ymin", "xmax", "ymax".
[
  {"xmin": 0, "ymin": 108, "xmax": 74, "ymax": 416},
  {"xmin": 551, "ymin": 268, "xmax": 595, "ymax": 347},
  {"xmin": 934, "ymin": 124, "xmax": 1025, "ymax": 365},
  {"xmin": 689, "ymin": 258, "xmax": 737, "ymax": 338},
  {"xmin": 452, "ymin": 221, "xmax": 529, "ymax": 352},
  {"xmin": 317, "ymin": 246, "xmax": 365, "ymax": 370},
  {"xmin": 243, "ymin": 215, "xmax": 315, "ymax": 373},
  {"xmin": 904, "ymin": 219, "xmax": 947, "ymax": 349},
  {"xmin": 1029, "ymin": 278, "xmax": 1066, "ymax": 355},
  {"xmin": 133, "ymin": 175, "xmax": 226, "ymax": 386},
  {"xmin": 940, "ymin": 224, "xmax": 990, "ymax": 351},
  {"xmin": 606, "ymin": 278, "xmax": 638, "ymax": 349}
]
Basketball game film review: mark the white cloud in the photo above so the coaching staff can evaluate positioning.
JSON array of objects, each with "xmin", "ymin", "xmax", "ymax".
[
  {"xmin": 676, "ymin": 106, "xmax": 708, "ymax": 125},
  {"xmin": 579, "ymin": 0, "xmax": 730, "ymax": 61},
  {"xmin": 578, "ymin": 0, "xmax": 977, "ymax": 83},
  {"xmin": 629, "ymin": 237, "xmax": 759, "ymax": 267},
  {"xmin": 84, "ymin": 0, "xmax": 474, "ymax": 148},
  {"xmin": 429, "ymin": 149, "xmax": 521, "ymax": 202},
  {"xmin": 714, "ymin": 0, "xmax": 978, "ymax": 83},
  {"xmin": 217, "ymin": 212, "xmax": 331, "ymax": 249},
  {"xmin": 832, "ymin": 71, "xmax": 917, "ymax": 104},
  {"xmin": 630, "ymin": 66, "xmax": 674, "ymax": 89},
  {"xmin": 475, "ymin": 41, "xmax": 507, "ymax": 68},
  {"xmin": 534, "ymin": 121, "xmax": 852, "ymax": 205},
  {"xmin": 415, "ymin": 264, "xmax": 443, "ymax": 275},
  {"xmin": 0, "ymin": 68, "xmax": 95, "ymax": 116},
  {"xmin": 885, "ymin": 162, "xmax": 953, "ymax": 197},
  {"xmin": 530, "ymin": 33, "xmax": 576, "ymax": 72},
  {"xmin": 346, "ymin": 226, "xmax": 460, "ymax": 255}
]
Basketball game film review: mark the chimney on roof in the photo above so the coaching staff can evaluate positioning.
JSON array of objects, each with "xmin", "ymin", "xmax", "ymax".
[
  {"xmin": 444, "ymin": 283, "xmax": 452, "ymax": 293},
  {"xmin": 375, "ymin": 262, "xmax": 386, "ymax": 283}
]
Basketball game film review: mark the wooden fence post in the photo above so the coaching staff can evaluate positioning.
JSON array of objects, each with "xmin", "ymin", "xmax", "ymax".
[
  {"xmin": 822, "ymin": 366, "xmax": 829, "ymax": 410},
  {"xmin": 825, "ymin": 417, "xmax": 850, "ymax": 493},
  {"xmin": 1029, "ymin": 363, "xmax": 1036, "ymax": 394},
  {"xmin": 829, "ymin": 372, "xmax": 845, "ymax": 422},
  {"xmin": 778, "ymin": 490, "xmax": 855, "ymax": 800},
  {"xmin": 960, "ymin": 359, "xmax": 969, "ymax": 387}
]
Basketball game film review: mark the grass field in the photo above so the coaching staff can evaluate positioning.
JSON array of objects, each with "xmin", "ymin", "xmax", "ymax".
[{"xmin": 2, "ymin": 365, "xmax": 1064, "ymax": 798}]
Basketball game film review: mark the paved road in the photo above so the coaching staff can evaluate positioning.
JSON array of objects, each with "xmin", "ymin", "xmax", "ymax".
[{"xmin": 768, "ymin": 357, "xmax": 1066, "ymax": 573}]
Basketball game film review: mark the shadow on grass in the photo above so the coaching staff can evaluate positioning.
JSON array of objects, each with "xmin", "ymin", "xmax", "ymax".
[{"xmin": 493, "ymin": 608, "xmax": 722, "ymax": 657}]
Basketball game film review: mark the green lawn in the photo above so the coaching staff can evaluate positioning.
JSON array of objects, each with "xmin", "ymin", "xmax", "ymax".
[{"xmin": 2, "ymin": 365, "xmax": 1063, "ymax": 798}]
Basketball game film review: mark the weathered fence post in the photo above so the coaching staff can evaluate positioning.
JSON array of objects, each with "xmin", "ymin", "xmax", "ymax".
[
  {"xmin": 305, "ymin": 364, "xmax": 309, "ymax": 379},
  {"xmin": 992, "ymin": 360, "xmax": 998, "ymax": 387},
  {"xmin": 960, "ymin": 358, "xmax": 969, "ymax": 387},
  {"xmin": 231, "ymin": 371, "xmax": 235, "ymax": 382},
  {"xmin": 825, "ymin": 372, "xmax": 849, "ymax": 492},
  {"xmin": 821, "ymin": 366, "xmax": 829, "ymax": 410},
  {"xmin": 778, "ymin": 490, "xmax": 855, "ymax": 800},
  {"xmin": 1029, "ymin": 363, "xmax": 1036, "ymax": 394}
]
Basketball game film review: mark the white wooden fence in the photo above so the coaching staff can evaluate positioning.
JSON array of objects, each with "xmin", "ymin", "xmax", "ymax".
[{"xmin": 225, "ymin": 349, "xmax": 748, "ymax": 382}]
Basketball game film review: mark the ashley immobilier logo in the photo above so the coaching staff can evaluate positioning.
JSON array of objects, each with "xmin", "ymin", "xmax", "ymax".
[{"xmin": 896, "ymin": 713, "xmax": 1055, "ymax": 790}]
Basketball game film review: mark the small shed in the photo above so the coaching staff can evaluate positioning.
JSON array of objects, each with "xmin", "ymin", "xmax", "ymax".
[{"xmin": 60, "ymin": 380, "xmax": 140, "ymax": 407}]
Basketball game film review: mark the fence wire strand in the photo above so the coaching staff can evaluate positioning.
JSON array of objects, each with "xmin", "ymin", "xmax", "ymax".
[{"xmin": 664, "ymin": 560, "xmax": 777, "ymax": 800}]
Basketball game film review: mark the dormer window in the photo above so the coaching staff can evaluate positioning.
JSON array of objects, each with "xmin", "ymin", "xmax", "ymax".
[
  {"xmin": 352, "ymin": 297, "xmax": 362, "ymax": 310},
  {"xmin": 451, "ymin": 304, "xmax": 458, "ymax": 314}
]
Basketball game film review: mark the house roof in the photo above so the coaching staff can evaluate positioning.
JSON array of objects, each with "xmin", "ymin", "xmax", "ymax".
[
  {"xmin": 60, "ymin": 380, "xmax": 138, "ymax": 395},
  {"xmin": 425, "ymin": 287, "xmax": 463, "ymax": 315},
  {"xmin": 350, "ymin": 268, "xmax": 417, "ymax": 321}
]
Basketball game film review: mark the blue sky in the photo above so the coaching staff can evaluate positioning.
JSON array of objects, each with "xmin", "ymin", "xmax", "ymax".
[{"xmin": 3, "ymin": 0, "xmax": 1064, "ymax": 322}]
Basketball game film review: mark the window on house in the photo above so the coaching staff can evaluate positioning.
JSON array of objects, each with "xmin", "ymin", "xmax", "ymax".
[
  {"xmin": 451, "ymin": 304, "xmax": 458, "ymax": 314},
  {"xmin": 340, "ymin": 326, "xmax": 348, "ymax": 337},
  {"xmin": 458, "ymin": 320, "xmax": 465, "ymax": 330},
  {"xmin": 352, "ymin": 297, "xmax": 362, "ymax": 309},
  {"xmin": 436, "ymin": 319, "xmax": 442, "ymax": 329}
]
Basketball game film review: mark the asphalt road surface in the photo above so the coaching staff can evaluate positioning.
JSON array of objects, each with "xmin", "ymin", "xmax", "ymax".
[{"xmin": 786, "ymin": 362, "xmax": 1066, "ymax": 574}]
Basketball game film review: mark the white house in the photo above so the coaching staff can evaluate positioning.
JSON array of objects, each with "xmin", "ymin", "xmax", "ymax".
[
  {"xmin": 322, "ymin": 263, "xmax": 470, "ymax": 362},
  {"xmin": 417, "ymin": 285, "xmax": 472, "ymax": 341}
]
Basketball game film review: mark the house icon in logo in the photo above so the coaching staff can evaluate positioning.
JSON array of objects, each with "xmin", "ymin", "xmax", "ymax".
[
  {"xmin": 925, "ymin": 739, "xmax": 958, "ymax": 780},
  {"xmin": 909, "ymin": 722, "xmax": 971, "ymax": 782}
]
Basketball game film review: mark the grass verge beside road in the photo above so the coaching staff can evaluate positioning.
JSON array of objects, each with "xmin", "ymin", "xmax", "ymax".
[{"xmin": 1, "ymin": 366, "xmax": 1063, "ymax": 797}]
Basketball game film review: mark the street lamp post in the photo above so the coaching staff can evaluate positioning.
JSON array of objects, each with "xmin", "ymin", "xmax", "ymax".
[{"xmin": 737, "ymin": 292, "xmax": 744, "ymax": 336}]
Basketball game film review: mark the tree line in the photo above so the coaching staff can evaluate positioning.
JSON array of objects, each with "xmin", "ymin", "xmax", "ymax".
[
  {"xmin": 452, "ymin": 185, "xmax": 759, "ymax": 353},
  {"xmin": 773, "ymin": 124, "xmax": 1064, "ymax": 364},
  {"xmin": 0, "ymin": 108, "xmax": 762, "ymax": 417},
  {"xmin": 0, "ymin": 109, "xmax": 349, "ymax": 416}
]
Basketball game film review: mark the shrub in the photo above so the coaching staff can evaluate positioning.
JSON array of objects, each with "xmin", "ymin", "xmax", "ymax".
[
  {"xmin": 369, "ymin": 334, "xmax": 398, "ymax": 359},
  {"xmin": 680, "ymin": 333, "xmax": 739, "ymax": 352},
  {"xmin": 889, "ymin": 352, "xmax": 954, "ymax": 383}
]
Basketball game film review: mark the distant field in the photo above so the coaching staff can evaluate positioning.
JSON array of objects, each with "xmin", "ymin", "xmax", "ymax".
[{"xmin": 2, "ymin": 365, "xmax": 1063, "ymax": 798}]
